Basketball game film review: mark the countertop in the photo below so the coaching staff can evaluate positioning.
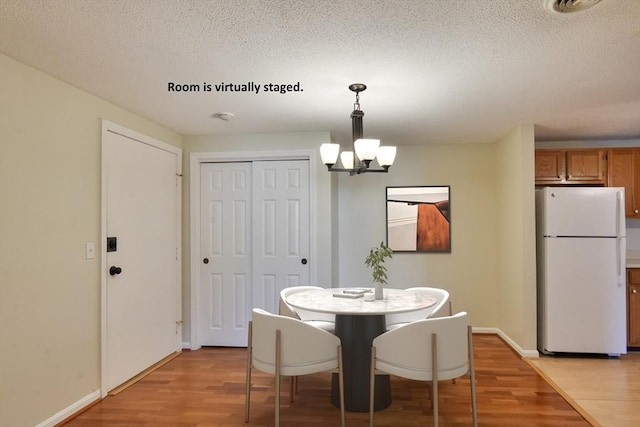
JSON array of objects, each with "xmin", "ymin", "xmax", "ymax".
[
  {"xmin": 628, "ymin": 250, "xmax": 640, "ymax": 268},
  {"xmin": 629, "ymin": 260, "xmax": 640, "ymax": 268}
]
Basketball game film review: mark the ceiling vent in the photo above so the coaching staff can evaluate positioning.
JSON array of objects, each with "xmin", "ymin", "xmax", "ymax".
[{"xmin": 544, "ymin": 0, "xmax": 603, "ymax": 13}]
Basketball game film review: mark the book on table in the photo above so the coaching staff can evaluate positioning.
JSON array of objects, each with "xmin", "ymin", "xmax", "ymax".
[
  {"xmin": 332, "ymin": 292, "xmax": 363, "ymax": 299},
  {"xmin": 333, "ymin": 288, "xmax": 371, "ymax": 298},
  {"xmin": 341, "ymin": 288, "xmax": 371, "ymax": 295}
]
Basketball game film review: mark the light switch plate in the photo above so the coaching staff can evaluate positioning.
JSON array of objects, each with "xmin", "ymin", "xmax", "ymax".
[{"xmin": 85, "ymin": 242, "xmax": 95, "ymax": 259}]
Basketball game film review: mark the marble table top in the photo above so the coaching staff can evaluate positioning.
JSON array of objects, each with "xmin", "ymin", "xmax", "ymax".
[{"xmin": 285, "ymin": 288, "xmax": 437, "ymax": 315}]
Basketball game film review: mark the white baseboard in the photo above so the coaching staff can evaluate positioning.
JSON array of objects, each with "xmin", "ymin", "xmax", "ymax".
[
  {"xmin": 472, "ymin": 327, "xmax": 539, "ymax": 358},
  {"xmin": 36, "ymin": 389, "xmax": 100, "ymax": 427},
  {"xmin": 183, "ymin": 341, "xmax": 201, "ymax": 350},
  {"xmin": 184, "ymin": 331, "xmax": 536, "ymax": 356}
]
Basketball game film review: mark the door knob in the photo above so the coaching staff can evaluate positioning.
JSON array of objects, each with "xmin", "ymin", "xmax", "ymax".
[
  {"xmin": 301, "ymin": 258, "xmax": 308, "ymax": 265},
  {"xmin": 109, "ymin": 266, "xmax": 122, "ymax": 276},
  {"xmin": 203, "ymin": 258, "xmax": 209, "ymax": 264}
]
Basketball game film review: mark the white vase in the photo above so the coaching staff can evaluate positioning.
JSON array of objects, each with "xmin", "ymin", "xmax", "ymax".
[{"xmin": 374, "ymin": 282, "xmax": 384, "ymax": 300}]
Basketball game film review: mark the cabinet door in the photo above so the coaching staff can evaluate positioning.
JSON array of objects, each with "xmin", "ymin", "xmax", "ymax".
[
  {"xmin": 628, "ymin": 269, "xmax": 640, "ymax": 347},
  {"xmin": 566, "ymin": 149, "xmax": 606, "ymax": 184},
  {"xmin": 535, "ymin": 150, "xmax": 565, "ymax": 183},
  {"xmin": 608, "ymin": 148, "xmax": 640, "ymax": 217},
  {"xmin": 636, "ymin": 150, "xmax": 640, "ymax": 217}
]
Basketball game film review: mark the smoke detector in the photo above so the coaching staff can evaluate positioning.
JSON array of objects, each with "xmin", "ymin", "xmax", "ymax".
[
  {"xmin": 212, "ymin": 112, "xmax": 235, "ymax": 121},
  {"xmin": 544, "ymin": 0, "xmax": 603, "ymax": 13}
]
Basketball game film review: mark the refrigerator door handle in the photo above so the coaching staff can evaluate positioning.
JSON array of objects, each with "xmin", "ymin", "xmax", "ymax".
[
  {"xmin": 617, "ymin": 237, "xmax": 625, "ymax": 287},
  {"xmin": 616, "ymin": 190, "xmax": 623, "ymax": 237}
]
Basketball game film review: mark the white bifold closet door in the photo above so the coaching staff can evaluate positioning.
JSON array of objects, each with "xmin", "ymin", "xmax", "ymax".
[{"xmin": 199, "ymin": 160, "xmax": 310, "ymax": 346}]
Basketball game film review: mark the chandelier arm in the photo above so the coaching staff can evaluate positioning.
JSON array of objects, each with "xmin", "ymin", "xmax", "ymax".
[
  {"xmin": 359, "ymin": 167, "xmax": 390, "ymax": 173},
  {"xmin": 325, "ymin": 165, "xmax": 391, "ymax": 174}
]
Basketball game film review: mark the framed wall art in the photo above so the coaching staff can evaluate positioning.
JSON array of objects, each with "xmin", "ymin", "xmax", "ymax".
[{"xmin": 386, "ymin": 186, "xmax": 451, "ymax": 253}]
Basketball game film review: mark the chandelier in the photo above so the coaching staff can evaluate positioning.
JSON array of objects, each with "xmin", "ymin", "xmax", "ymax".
[{"xmin": 320, "ymin": 84, "xmax": 396, "ymax": 175}]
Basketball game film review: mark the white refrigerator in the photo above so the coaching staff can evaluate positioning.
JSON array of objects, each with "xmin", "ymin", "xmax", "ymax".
[{"xmin": 536, "ymin": 187, "xmax": 627, "ymax": 356}]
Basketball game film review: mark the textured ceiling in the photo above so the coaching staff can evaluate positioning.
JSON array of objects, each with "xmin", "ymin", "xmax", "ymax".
[{"xmin": 1, "ymin": 0, "xmax": 639, "ymax": 145}]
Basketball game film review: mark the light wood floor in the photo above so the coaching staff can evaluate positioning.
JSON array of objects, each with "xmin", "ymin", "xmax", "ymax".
[
  {"xmin": 63, "ymin": 334, "xmax": 593, "ymax": 426},
  {"xmin": 526, "ymin": 352, "xmax": 640, "ymax": 427}
]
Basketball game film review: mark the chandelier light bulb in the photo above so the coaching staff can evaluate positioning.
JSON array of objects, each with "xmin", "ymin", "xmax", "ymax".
[
  {"xmin": 354, "ymin": 139, "xmax": 380, "ymax": 161},
  {"xmin": 341, "ymin": 151, "xmax": 354, "ymax": 169},
  {"xmin": 376, "ymin": 146, "xmax": 397, "ymax": 167},
  {"xmin": 320, "ymin": 143, "xmax": 340, "ymax": 166}
]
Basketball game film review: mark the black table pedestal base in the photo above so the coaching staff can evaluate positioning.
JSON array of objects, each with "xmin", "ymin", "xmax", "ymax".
[{"xmin": 331, "ymin": 314, "xmax": 391, "ymax": 412}]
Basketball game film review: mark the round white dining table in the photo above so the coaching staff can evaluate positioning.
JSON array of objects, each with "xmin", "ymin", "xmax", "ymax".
[
  {"xmin": 285, "ymin": 287, "xmax": 437, "ymax": 315},
  {"xmin": 286, "ymin": 287, "xmax": 437, "ymax": 412}
]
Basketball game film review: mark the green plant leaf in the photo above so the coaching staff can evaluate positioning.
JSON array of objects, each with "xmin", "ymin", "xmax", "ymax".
[{"xmin": 364, "ymin": 241, "xmax": 393, "ymax": 284}]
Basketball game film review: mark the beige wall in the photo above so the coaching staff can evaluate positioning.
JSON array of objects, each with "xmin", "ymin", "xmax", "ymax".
[
  {"xmin": 182, "ymin": 132, "xmax": 537, "ymax": 347},
  {"xmin": 0, "ymin": 54, "xmax": 182, "ymax": 427},
  {"xmin": 333, "ymin": 129, "xmax": 536, "ymax": 347},
  {"xmin": 1, "ymin": 51, "xmax": 538, "ymax": 426},
  {"xmin": 335, "ymin": 143, "xmax": 502, "ymax": 328},
  {"xmin": 181, "ymin": 133, "xmax": 336, "ymax": 341},
  {"xmin": 495, "ymin": 125, "xmax": 538, "ymax": 349}
]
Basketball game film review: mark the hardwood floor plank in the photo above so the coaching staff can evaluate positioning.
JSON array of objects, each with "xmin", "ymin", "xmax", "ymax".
[
  {"xmin": 527, "ymin": 352, "xmax": 640, "ymax": 427},
  {"xmin": 108, "ymin": 352, "xmax": 183, "ymax": 396},
  {"xmin": 62, "ymin": 335, "xmax": 589, "ymax": 427}
]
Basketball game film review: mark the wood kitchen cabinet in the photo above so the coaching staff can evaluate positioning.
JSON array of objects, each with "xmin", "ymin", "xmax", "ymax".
[
  {"xmin": 608, "ymin": 148, "xmax": 640, "ymax": 218},
  {"xmin": 535, "ymin": 149, "xmax": 606, "ymax": 186},
  {"xmin": 628, "ymin": 268, "xmax": 640, "ymax": 347},
  {"xmin": 535, "ymin": 150, "xmax": 564, "ymax": 183},
  {"xmin": 565, "ymin": 149, "xmax": 607, "ymax": 183}
]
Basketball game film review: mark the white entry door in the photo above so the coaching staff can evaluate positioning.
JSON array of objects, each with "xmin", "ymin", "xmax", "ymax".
[
  {"xmin": 103, "ymin": 124, "xmax": 181, "ymax": 393},
  {"xmin": 199, "ymin": 160, "xmax": 310, "ymax": 346}
]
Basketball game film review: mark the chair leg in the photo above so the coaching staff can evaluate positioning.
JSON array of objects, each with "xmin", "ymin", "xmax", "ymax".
[
  {"xmin": 449, "ymin": 302, "xmax": 456, "ymax": 386},
  {"xmin": 468, "ymin": 326, "xmax": 478, "ymax": 427},
  {"xmin": 432, "ymin": 333, "xmax": 439, "ymax": 427},
  {"xmin": 245, "ymin": 321, "xmax": 253, "ymax": 423},
  {"xmin": 369, "ymin": 346, "xmax": 376, "ymax": 427},
  {"xmin": 338, "ymin": 345, "xmax": 345, "ymax": 427},
  {"xmin": 275, "ymin": 329, "xmax": 281, "ymax": 427}
]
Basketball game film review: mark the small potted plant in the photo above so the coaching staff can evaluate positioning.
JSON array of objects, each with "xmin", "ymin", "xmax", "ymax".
[{"xmin": 365, "ymin": 241, "xmax": 393, "ymax": 300}]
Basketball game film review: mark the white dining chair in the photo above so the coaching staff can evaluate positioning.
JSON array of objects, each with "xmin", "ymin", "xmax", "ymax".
[
  {"xmin": 245, "ymin": 308, "xmax": 346, "ymax": 427},
  {"xmin": 279, "ymin": 286, "xmax": 336, "ymax": 332},
  {"xmin": 385, "ymin": 287, "xmax": 450, "ymax": 330},
  {"xmin": 279, "ymin": 286, "xmax": 335, "ymax": 395},
  {"xmin": 369, "ymin": 311, "xmax": 477, "ymax": 427}
]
